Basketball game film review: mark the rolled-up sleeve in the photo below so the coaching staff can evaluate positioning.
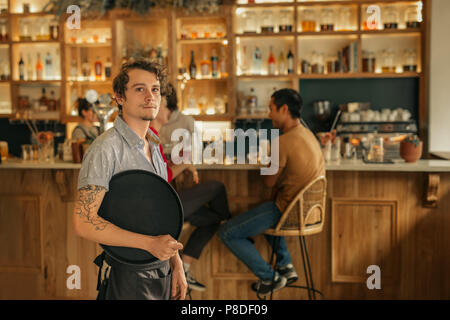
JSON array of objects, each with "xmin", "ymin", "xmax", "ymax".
[{"xmin": 77, "ymin": 143, "xmax": 115, "ymax": 191}]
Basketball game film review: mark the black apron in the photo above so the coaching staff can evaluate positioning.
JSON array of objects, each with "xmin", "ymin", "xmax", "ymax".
[{"xmin": 94, "ymin": 170, "xmax": 184, "ymax": 300}]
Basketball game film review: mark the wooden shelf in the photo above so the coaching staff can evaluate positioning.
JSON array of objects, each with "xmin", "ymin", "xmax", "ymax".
[
  {"xmin": 179, "ymin": 77, "xmax": 228, "ymax": 82},
  {"xmin": 236, "ymin": 32, "xmax": 296, "ymax": 38},
  {"xmin": 12, "ymin": 40, "xmax": 60, "ymax": 44},
  {"xmin": 298, "ymin": 31, "xmax": 359, "ymax": 36},
  {"xmin": 9, "ymin": 12, "xmax": 54, "ymax": 17},
  {"xmin": 66, "ymin": 80, "xmax": 113, "ymax": 84},
  {"xmin": 178, "ymin": 38, "xmax": 228, "ymax": 44},
  {"xmin": 191, "ymin": 114, "xmax": 234, "ymax": 121},
  {"xmin": 13, "ymin": 80, "xmax": 62, "ymax": 84},
  {"xmin": 235, "ymin": 114, "xmax": 270, "ymax": 120},
  {"xmin": 236, "ymin": 2, "xmax": 295, "ymax": 8},
  {"xmin": 65, "ymin": 41, "xmax": 112, "ymax": 48},
  {"xmin": 298, "ymin": 72, "xmax": 421, "ymax": 79},
  {"xmin": 237, "ymin": 75, "xmax": 296, "ymax": 80},
  {"xmin": 0, "ymin": 80, "xmax": 11, "ymax": 83}
]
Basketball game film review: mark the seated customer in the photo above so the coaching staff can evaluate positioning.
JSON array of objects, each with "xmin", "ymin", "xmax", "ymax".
[
  {"xmin": 151, "ymin": 84, "xmax": 231, "ymax": 293},
  {"xmin": 218, "ymin": 88, "xmax": 325, "ymax": 297},
  {"xmin": 71, "ymin": 98, "xmax": 100, "ymax": 143}
]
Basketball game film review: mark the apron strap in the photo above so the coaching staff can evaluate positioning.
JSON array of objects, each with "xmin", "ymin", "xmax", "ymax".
[{"xmin": 94, "ymin": 251, "xmax": 111, "ymax": 300}]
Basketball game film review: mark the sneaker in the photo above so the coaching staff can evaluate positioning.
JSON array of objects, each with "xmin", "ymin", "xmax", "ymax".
[
  {"xmin": 277, "ymin": 263, "xmax": 298, "ymax": 285},
  {"xmin": 251, "ymin": 272, "xmax": 287, "ymax": 296},
  {"xmin": 186, "ymin": 271, "xmax": 206, "ymax": 292}
]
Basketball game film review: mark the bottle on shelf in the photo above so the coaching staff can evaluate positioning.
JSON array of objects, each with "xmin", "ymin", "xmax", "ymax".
[
  {"xmin": 246, "ymin": 87, "xmax": 257, "ymax": 115},
  {"xmin": 252, "ymin": 46, "xmax": 262, "ymax": 75},
  {"xmin": 44, "ymin": 52, "xmax": 53, "ymax": 80},
  {"xmin": 200, "ymin": 52, "xmax": 210, "ymax": 78},
  {"xmin": 94, "ymin": 56, "xmax": 102, "ymax": 80},
  {"xmin": 186, "ymin": 87, "xmax": 197, "ymax": 114},
  {"xmin": 35, "ymin": 53, "xmax": 43, "ymax": 80},
  {"xmin": 19, "ymin": 54, "xmax": 25, "ymax": 80},
  {"xmin": 70, "ymin": 59, "xmax": 78, "ymax": 80},
  {"xmin": 48, "ymin": 90, "xmax": 57, "ymax": 111},
  {"xmin": 287, "ymin": 48, "xmax": 294, "ymax": 74},
  {"xmin": 219, "ymin": 45, "xmax": 227, "ymax": 78},
  {"xmin": 39, "ymin": 88, "xmax": 48, "ymax": 111},
  {"xmin": 26, "ymin": 54, "xmax": 33, "ymax": 80},
  {"xmin": 0, "ymin": 22, "xmax": 7, "ymax": 41},
  {"xmin": 189, "ymin": 50, "xmax": 197, "ymax": 80},
  {"xmin": 105, "ymin": 57, "xmax": 112, "ymax": 79},
  {"xmin": 240, "ymin": 45, "xmax": 249, "ymax": 75},
  {"xmin": 82, "ymin": 57, "xmax": 91, "ymax": 80},
  {"xmin": 278, "ymin": 49, "xmax": 286, "ymax": 75},
  {"xmin": 156, "ymin": 46, "xmax": 164, "ymax": 65},
  {"xmin": 268, "ymin": 46, "xmax": 276, "ymax": 75},
  {"xmin": 211, "ymin": 49, "xmax": 219, "ymax": 78}
]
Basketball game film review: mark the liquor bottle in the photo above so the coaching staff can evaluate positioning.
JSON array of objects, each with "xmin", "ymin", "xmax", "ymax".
[
  {"xmin": 82, "ymin": 57, "xmax": 90, "ymax": 79},
  {"xmin": 287, "ymin": 48, "xmax": 294, "ymax": 74},
  {"xmin": 44, "ymin": 52, "xmax": 52, "ymax": 80},
  {"xmin": 156, "ymin": 46, "xmax": 164, "ymax": 65},
  {"xmin": 186, "ymin": 87, "xmax": 197, "ymax": 112},
  {"xmin": 189, "ymin": 50, "xmax": 197, "ymax": 80},
  {"xmin": 26, "ymin": 54, "xmax": 33, "ymax": 80},
  {"xmin": 70, "ymin": 59, "xmax": 77, "ymax": 80},
  {"xmin": 105, "ymin": 57, "xmax": 112, "ymax": 79},
  {"xmin": 246, "ymin": 87, "xmax": 257, "ymax": 114},
  {"xmin": 252, "ymin": 46, "xmax": 262, "ymax": 75},
  {"xmin": 278, "ymin": 49, "xmax": 286, "ymax": 75},
  {"xmin": 48, "ymin": 90, "xmax": 57, "ymax": 111},
  {"xmin": 19, "ymin": 54, "xmax": 24, "ymax": 80},
  {"xmin": 200, "ymin": 53, "xmax": 210, "ymax": 78},
  {"xmin": 211, "ymin": 49, "xmax": 219, "ymax": 78},
  {"xmin": 39, "ymin": 88, "xmax": 48, "ymax": 111},
  {"xmin": 219, "ymin": 45, "xmax": 227, "ymax": 78},
  {"xmin": 35, "ymin": 53, "xmax": 43, "ymax": 80},
  {"xmin": 267, "ymin": 46, "xmax": 276, "ymax": 75},
  {"xmin": 94, "ymin": 56, "xmax": 102, "ymax": 80}
]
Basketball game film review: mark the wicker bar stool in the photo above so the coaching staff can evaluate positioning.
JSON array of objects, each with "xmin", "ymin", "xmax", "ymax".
[{"xmin": 257, "ymin": 175, "xmax": 327, "ymax": 300}]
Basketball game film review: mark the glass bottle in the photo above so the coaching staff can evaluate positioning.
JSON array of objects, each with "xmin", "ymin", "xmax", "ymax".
[
  {"xmin": 362, "ymin": 50, "xmax": 376, "ymax": 73},
  {"xmin": 405, "ymin": 5, "xmax": 421, "ymax": 29},
  {"xmin": 189, "ymin": 50, "xmax": 197, "ymax": 79},
  {"xmin": 211, "ymin": 49, "xmax": 219, "ymax": 78},
  {"xmin": 105, "ymin": 57, "xmax": 112, "ymax": 79},
  {"xmin": 19, "ymin": 54, "xmax": 25, "ymax": 80},
  {"xmin": 243, "ymin": 10, "xmax": 257, "ymax": 34},
  {"xmin": 70, "ymin": 59, "xmax": 77, "ymax": 80},
  {"xmin": 200, "ymin": 52, "xmax": 210, "ymax": 78},
  {"xmin": 26, "ymin": 54, "xmax": 33, "ymax": 80},
  {"xmin": 44, "ymin": 52, "xmax": 52, "ymax": 80},
  {"xmin": 326, "ymin": 53, "xmax": 338, "ymax": 74},
  {"xmin": 219, "ymin": 46, "xmax": 227, "ymax": 78},
  {"xmin": 0, "ymin": 22, "xmax": 7, "ymax": 41},
  {"xmin": 39, "ymin": 88, "xmax": 48, "ymax": 111},
  {"xmin": 261, "ymin": 10, "xmax": 274, "ymax": 33},
  {"xmin": 287, "ymin": 48, "xmax": 294, "ymax": 74},
  {"xmin": 301, "ymin": 9, "xmax": 316, "ymax": 32},
  {"xmin": 381, "ymin": 49, "xmax": 396, "ymax": 73},
  {"xmin": 252, "ymin": 46, "xmax": 262, "ymax": 75},
  {"xmin": 240, "ymin": 45, "xmax": 249, "ymax": 75},
  {"xmin": 82, "ymin": 57, "xmax": 90, "ymax": 79},
  {"xmin": 246, "ymin": 88, "xmax": 257, "ymax": 115},
  {"xmin": 311, "ymin": 51, "xmax": 324, "ymax": 74},
  {"xmin": 339, "ymin": 7, "xmax": 352, "ymax": 31},
  {"xmin": 94, "ymin": 56, "xmax": 102, "ymax": 80},
  {"xmin": 403, "ymin": 49, "xmax": 417, "ymax": 72},
  {"xmin": 278, "ymin": 49, "xmax": 286, "ymax": 75},
  {"xmin": 48, "ymin": 90, "xmax": 57, "ymax": 111},
  {"xmin": 35, "ymin": 53, "xmax": 43, "ymax": 80},
  {"xmin": 320, "ymin": 8, "xmax": 335, "ymax": 31},
  {"xmin": 267, "ymin": 46, "xmax": 276, "ymax": 75},
  {"xmin": 49, "ymin": 20, "xmax": 59, "ymax": 40},
  {"xmin": 383, "ymin": 6, "xmax": 399, "ymax": 29},
  {"xmin": 279, "ymin": 10, "xmax": 293, "ymax": 33},
  {"xmin": 186, "ymin": 87, "xmax": 197, "ymax": 113}
]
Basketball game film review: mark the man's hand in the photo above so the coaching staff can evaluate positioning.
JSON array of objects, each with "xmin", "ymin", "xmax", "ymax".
[
  {"xmin": 184, "ymin": 164, "xmax": 199, "ymax": 184},
  {"xmin": 146, "ymin": 235, "xmax": 183, "ymax": 261},
  {"xmin": 170, "ymin": 254, "xmax": 187, "ymax": 300}
]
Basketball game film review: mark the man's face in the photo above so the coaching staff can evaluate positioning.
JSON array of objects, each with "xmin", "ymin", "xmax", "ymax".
[
  {"xmin": 117, "ymin": 69, "xmax": 161, "ymax": 121},
  {"xmin": 268, "ymin": 97, "xmax": 285, "ymax": 129}
]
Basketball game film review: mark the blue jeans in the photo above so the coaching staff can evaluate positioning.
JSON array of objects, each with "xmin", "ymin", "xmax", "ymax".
[{"xmin": 218, "ymin": 202, "xmax": 293, "ymax": 281}]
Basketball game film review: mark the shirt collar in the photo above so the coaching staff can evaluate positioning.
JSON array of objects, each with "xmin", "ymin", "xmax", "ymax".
[{"xmin": 114, "ymin": 116, "xmax": 160, "ymax": 148}]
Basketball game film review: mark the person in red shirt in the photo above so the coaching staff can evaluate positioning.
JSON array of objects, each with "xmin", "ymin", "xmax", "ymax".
[{"xmin": 151, "ymin": 84, "xmax": 230, "ymax": 292}]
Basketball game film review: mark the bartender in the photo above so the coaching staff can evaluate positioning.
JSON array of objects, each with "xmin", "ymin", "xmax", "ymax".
[{"xmin": 71, "ymin": 98, "xmax": 100, "ymax": 143}]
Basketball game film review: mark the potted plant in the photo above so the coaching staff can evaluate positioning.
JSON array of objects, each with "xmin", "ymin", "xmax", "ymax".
[{"xmin": 400, "ymin": 134, "xmax": 423, "ymax": 163}]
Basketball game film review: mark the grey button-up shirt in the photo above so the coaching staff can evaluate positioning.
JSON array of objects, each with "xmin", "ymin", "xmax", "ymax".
[{"xmin": 78, "ymin": 116, "xmax": 168, "ymax": 191}]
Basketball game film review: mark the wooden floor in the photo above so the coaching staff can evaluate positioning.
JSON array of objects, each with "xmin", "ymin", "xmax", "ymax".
[{"xmin": 0, "ymin": 168, "xmax": 449, "ymax": 299}]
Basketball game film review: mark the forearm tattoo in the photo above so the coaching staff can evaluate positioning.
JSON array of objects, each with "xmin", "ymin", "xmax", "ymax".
[{"xmin": 75, "ymin": 185, "xmax": 110, "ymax": 231}]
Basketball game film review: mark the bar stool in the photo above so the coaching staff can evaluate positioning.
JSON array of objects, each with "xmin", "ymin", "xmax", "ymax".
[{"xmin": 257, "ymin": 175, "xmax": 327, "ymax": 300}]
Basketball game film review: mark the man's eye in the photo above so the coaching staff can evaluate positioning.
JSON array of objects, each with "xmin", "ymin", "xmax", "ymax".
[
  {"xmin": 136, "ymin": 87, "xmax": 144, "ymax": 92},
  {"xmin": 152, "ymin": 88, "xmax": 160, "ymax": 93}
]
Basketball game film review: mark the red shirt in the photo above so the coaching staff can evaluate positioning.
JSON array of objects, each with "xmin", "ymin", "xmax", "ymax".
[{"xmin": 149, "ymin": 127, "xmax": 173, "ymax": 182}]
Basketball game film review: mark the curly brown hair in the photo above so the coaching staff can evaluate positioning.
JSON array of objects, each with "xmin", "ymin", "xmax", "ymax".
[{"xmin": 113, "ymin": 58, "xmax": 171, "ymax": 111}]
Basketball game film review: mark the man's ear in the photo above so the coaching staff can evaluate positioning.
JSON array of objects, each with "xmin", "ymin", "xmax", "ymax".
[
  {"xmin": 281, "ymin": 104, "xmax": 289, "ymax": 115},
  {"xmin": 114, "ymin": 94, "xmax": 124, "ymax": 105}
]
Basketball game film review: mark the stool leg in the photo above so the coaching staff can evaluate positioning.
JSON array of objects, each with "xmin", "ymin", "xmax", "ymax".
[
  {"xmin": 299, "ymin": 236, "xmax": 312, "ymax": 300},
  {"xmin": 301, "ymin": 236, "xmax": 317, "ymax": 300}
]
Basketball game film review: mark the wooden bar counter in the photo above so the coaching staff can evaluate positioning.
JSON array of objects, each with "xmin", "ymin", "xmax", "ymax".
[{"xmin": 0, "ymin": 159, "xmax": 449, "ymax": 299}]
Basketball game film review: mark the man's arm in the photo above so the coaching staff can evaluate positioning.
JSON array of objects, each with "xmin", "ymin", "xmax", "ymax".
[
  {"xmin": 169, "ymin": 163, "xmax": 199, "ymax": 184},
  {"xmin": 263, "ymin": 167, "xmax": 283, "ymax": 188},
  {"xmin": 73, "ymin": 185, "xmax": 183, "ymax": 261}
]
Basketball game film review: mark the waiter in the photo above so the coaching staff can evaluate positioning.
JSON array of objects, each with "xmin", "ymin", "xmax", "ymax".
[{"xmin": 73, "ymin": 58, "xmax": 187, "ymax": 300}]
